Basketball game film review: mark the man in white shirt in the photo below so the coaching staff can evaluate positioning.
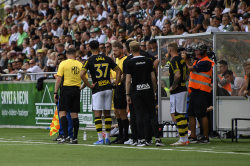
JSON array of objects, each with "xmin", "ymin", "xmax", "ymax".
[
  {"xmin": 223, "ymin": 70, "xmax": 245, "ymax": 96},
  {"xmin": 83, "ymin": 32, "xmax": 93, "ymax": 44},
  {"xmin": 202, "ymin": 19, "xmax": 220, "ymax": 32},
  {"xmin": 92, "ymin": 27, "xmax": 106, "ymax": 44},
  {"xmin": 76, "ymin": 6, "xmax": 85, "ymax": 23},
  {"xmin": 155, "ymin": 9, "xmax": 168, "ymax": 30},
  {"xmin": 9, "ymin": 25, "xmax": 19, "ymax": 45},
  {"xmin": 51, "ymin": 22, "xmax": 64, "ymax": 36},
  {"xmin": 96, "ymin": 5, "xmax": 108, "ymax": 21},
  {"xmin": 27, "ymin": 59, "xmax": 45, "ymax": 80}
]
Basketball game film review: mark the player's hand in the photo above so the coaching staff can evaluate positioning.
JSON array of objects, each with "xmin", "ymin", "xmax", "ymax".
[
  {"xmin": 80, "ymin": 83, "xmax": 85, "ymax": 90},
  {"xmin": 89, "ymin": 82, "xmax": 97, "ymax": 89},
  {"xmin": 126, "ymin": 95, "xmax": 131, "ymax": 104}
]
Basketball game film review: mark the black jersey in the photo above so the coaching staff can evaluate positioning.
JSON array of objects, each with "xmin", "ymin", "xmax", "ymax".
[
  {"xmin": 82, "ymin": 54, "xmax": 119, "ymax": 94},
  {"xmin": 169, "ymin": 55, "xmax": 187, "ymax": 95},
  {"xmin": 127, "ymin": 56, "xmax": 155, "ymax": 94}
]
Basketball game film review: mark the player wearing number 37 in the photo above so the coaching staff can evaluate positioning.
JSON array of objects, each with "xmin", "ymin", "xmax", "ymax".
[{"xmin": 81, "ymin": 41, "xmax": 121, "ymax": 145}]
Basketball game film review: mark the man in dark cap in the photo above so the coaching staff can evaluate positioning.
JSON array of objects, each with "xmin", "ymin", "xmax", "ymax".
[
  {"xmin": 148, "ymin": 39, "xmax": 158, "ymax": 57},
  {"xmin": 127, "ymin": 13, "xmax": 140, "ymax": 37}
]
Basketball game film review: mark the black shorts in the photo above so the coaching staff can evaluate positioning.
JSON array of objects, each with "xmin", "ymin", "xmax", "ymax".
[
  {"xmin": 114, "ymin": 84, "xmax": 127, "ymax": 109},
  {"xmin": 59, "ymin": 86, "xmax": 80, "ymax": 113},
  {"xmin": 187, "ymin": 90, "xmax": 210, "ymax": 118},
  {"xmin": 131, "ymin": 91, "xmax": 156, "ymax": 118}
]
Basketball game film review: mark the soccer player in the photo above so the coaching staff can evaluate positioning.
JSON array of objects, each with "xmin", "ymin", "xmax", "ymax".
[
  {"xmin": 54, "ymin": 48, "xmax": 90, "ymax": 144},
  {"xmin": 81, "ymin": 40, "xmax": 121, "ymax": 145},
  {"xmin": 167, "ymin": 42, "xmax": 189, "ymax": 146},
  {"xmin": 126, "ymin": 41, "xmax": 164, "ymax": 147},
  {"xmin": 110, "ymin": 41, "xmax": 129, "ymax": 144}
]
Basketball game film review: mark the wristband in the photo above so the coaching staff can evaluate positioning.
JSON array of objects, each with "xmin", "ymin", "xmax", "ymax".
[
  {"xmin": 126, "ymin": 94, "xmax": 130, "ymax": 95},
  {"xmin": 54, "ymin": 92, "xmax": 58, "ymax": 94}
]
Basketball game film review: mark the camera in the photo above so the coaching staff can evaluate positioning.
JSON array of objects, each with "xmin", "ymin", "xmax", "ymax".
[{"xmin": 185, "ymin": 46, "xmax": 196, "ymax": 59}]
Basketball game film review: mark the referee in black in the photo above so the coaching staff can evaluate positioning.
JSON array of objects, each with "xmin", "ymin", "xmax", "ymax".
[
  {"xmin": 54, "ymin": 48, "xmax": 92, "ymax": 144},
  {"xmin": 126, "ymin": 41, "xmax": 165, "ymax": 147}
]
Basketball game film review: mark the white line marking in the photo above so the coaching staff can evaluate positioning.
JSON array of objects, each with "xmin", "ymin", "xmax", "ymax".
[{"xmin": 0, "ymin": 140, "xmax": 249, "ymax": 155}]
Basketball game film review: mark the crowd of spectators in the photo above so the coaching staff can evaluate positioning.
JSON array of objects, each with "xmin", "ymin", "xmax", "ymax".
[{"xmin": 0, "ymin": 0, "xmax": 249, "ymax": 84}]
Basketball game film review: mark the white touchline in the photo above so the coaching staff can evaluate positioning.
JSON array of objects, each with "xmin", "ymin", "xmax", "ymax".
[{"xmin": 0, "ymin": 140, "xmax": 249, "ymax": 156}]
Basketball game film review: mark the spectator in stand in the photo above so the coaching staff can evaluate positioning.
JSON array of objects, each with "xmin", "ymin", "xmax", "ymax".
[
  {"xmin": 127, "ymin": 14, "xmax": 139, "ymax": 38},
  {"xmin": 148, "ymin": 39, "xmax": 158, "ymax": 57},
  {"xmin": 10, "ymin": 41, "xmax": 22, "ymax": 52},
  {"xmin": 155, "ymin": 9, "xmax": 168, "ymax": 30},
  {"xmin": 17, "ymin": 24, "xmax": 29, "ymax": 46},
  {"xmin": 105, "ymin": 42, "xmax": 112, "ymax": 57},
  {"xmin": 32, "ymin": 36, "xmax": 43, "ymax": 50},
  {"xmin": 51, "ymin": 22, "xmax": 64, "ymax": 36},
  {"xmin": 105, "ymin": 28, "xmax": 117, "ymax": 43},
  {"xmin": 223, "ymin": 70, "xmax": 245, "ymax": 96},
  {"xmin": 140, "ymin": 41, "xmax": 146, "ymax": 51},
  {"xmin": 36, "ymin": 49, "xmax": 48, "ymax": 70},
  {"xmin": 189, "ymin": 7, "xmax": 205, "ymax": 33},
  {"xmin": 142, "ymin": 25, "xmax": 152, "ymax": 43},
  {"xmin": 202, "ymin": 19, "xmax": 219, "ymax": 32},
  {"xmin": 26, "ymin": 59, "xmax": 44, "ymax": 80},
  {"xmin": 221, "ymin": 14, "xmax": 233, "ymax": 32}
]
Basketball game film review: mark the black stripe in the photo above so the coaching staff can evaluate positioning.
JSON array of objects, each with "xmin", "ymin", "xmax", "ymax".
[
  {"xmin": 106, "ymin": 129, "xmax": 111, "ymax": 131},
  {"xmin": 95, "ymin": 120, "xmax": 102, "ymax": 125},
  {"xmin": 95, "ymin": 117, "xmax": 101, "ymax": 119},
  {"xmin": 176, "ymin": 117, "xmax": 187, "ymax": 122},
  {"xmin": 179, "ymin": 133, "xmax": 186, "ymax": 136},
  {"xmin": 96, "ymin": 128, "xmax": 102, "ymax": 132},
  {"xmin": 105, "ymin": 121, "xmax": 112, "ymax": 124},
  {"xmin": 105, "ymin": 116, "xmax": 111, "ymax": 118},
  {"xmin": 177, "ymin": 124, "xmax": 188, "ymax": 129}
]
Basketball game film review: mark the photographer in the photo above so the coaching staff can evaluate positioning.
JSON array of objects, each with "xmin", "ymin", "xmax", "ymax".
[{"xmin": 183, "ymin": 44, "xmax": 214, "ymax": 144}]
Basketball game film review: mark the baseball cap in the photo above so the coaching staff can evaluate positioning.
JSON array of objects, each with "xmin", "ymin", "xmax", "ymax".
[
  {"xmin": 100, "ymin": 17, "xmax": 107, "ymax": 21},
  {"xmin": 94, "ymin": 27, "xmax": 101, "ymax": 32},
  {"xmin": 37, "ymin": 27, "xmax": 42, "ymax": 31},
  {"xmin": 242, "ymin": 13, "xmax": 250, "ymax": 19},
  {"xmin": 149, "ymin": 39, "xmax": 157, "ymax": 44},
  {"xmin": 7, "ymin": 15, "xmax": 12, "ymax": 18},
  {"xmin": 32, "ymin": 35, "xmax": 40, "ymax": 40},
  {"xmin": 129, "ymin": 13, "xmax": 136, "ymax": 17},
  {"xmin": 25, "ymin": 3, "xmax": 30, "ymax": 6},
  {"xmin": 133, "ymin": 2, "xmax": 140, "ymax": 6},
  {"xmin": 38, "ymin": 49, "xmax": 45, "ymax": 53},
  {"xmin": 203, "ymin": 10, "xmax": 211, "ymax": 15},
  {"xmin": 119, "ymin": 29, "xmax": 125, "ymax": 33}
]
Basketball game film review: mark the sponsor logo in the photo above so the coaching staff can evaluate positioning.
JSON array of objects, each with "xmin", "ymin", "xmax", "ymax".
[
  {"xmin": 71, "ymin": 66, "xmax": 80, "ymax": 75},
  {"xmin": 136, "ymin": 83, "xmax": 150, "ymax": 90},
  {"xmin": 136, "ymin": 61, "xmax": 146, "ymax": 65},
  {"xmin": 98, "ymin": 80, "xmax": 110, "ymax": 86},
  {"xmin": 1, "ymin": 91, "xmax": 28, "ymax": 104},
  {"xmin": 35, "ymin": 85, "xmax": 56, "ymax": 125}
]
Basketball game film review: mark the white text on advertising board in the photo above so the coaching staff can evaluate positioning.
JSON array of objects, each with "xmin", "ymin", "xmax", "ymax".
[{"xmin": 1, "ymin": 91, "xmax": 29, "ymax": 104}]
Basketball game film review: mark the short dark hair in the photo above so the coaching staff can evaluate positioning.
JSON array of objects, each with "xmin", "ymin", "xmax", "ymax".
[
  {"xmin": 202, "ymin": 19, "xmax": 210, "ymax": 26},
  {"xmin": 222, "ymin": 70, "xmax": 233, "ymax": 77},
  {"xmin": 89, "ymin": 40, "xmax": 99, "ymax": 50},
  {"xmin": 58, "ymin": 53, "xmax": 67, "ymax": 59},
  {"xmin": 218, "ymin": 60, "xmax": 227, "ymax": 66},
  {"xmin": 125, "ymin": 38, "xmax": 135, "ymax": 53},
  {"xmin": 112, "ymin": 41, "xmax": 123, "ymax": 49},
  {"xmin": 66, "ymin": 48, "xmax": 76, "ymax": 56},
  {"xmin": 193, "ymin": 7, "xmax": 201, "ymax": 14}
]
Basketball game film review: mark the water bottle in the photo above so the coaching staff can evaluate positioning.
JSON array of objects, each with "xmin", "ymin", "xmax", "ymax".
[
  {"xmin": 172, "ymin": 125, "xmax": 177, "ymax": 137},
  {"xmin": 83, "ymin": 128, "xmax": 87, "ymax": 141},
  {"xmin": 163, "ymin": 125, "xmax": 167, "ymax": 138},
  {"xmin": 168, "ymin": 125, "xmax": 172, "ymax": 138}
]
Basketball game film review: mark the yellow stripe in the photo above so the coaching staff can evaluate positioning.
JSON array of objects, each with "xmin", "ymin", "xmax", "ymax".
[
  {"xmin": 175, "ymin": 114, "xmax": 184, "ymax": 119},
  {"xmin": 105, "ymin": 118, "xmax": 112, "ymax": 121},
  {"xmin": 178, "ymin": 127, "xmax": 188, "ymax": 133},
  {"xmin": 178, "ymin": 120, "xmax": 187, "ymax": 126},
  {"xmin": 113, "ymin": 65, "xmax": 119, "ymax": 71},
  {"xmin": 173, "ymin": 69, "xmax": 180, "ymax": 73},
  {"xmin": 175, "ymin": 61, "xmax": 179, "ymax": 69}
]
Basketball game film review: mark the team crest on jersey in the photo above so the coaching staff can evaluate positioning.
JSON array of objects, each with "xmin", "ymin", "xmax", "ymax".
[
  {"xmin": 71, "ymin": 66, "xmax": 80, "ymax": 75},
  {"xmin": 136, "ymin": 83, "xmax": 150, "ymax": 90}
]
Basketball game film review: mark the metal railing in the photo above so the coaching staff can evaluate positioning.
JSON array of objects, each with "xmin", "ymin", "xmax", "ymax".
[{"xmin": 0, "ymin": 72, "xmax": 57, "ymax": 81}]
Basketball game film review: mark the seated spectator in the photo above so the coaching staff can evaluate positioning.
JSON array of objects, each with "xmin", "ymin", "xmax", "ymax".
[
  {"xmin": 15, "ymin": 58, "xmax": 23, "ymax": 81},
  {"xmin": 17, "ymin": 24, "xmax": 29, "ymax": 46},
  {"xmin": 140, "ymin": 41, "xmax": 146, "ymax": 51},
  {"xmin": 26, "ymin": 59, "xmax": 44, "ymax": 80},
  {"xmin": 223, "ymin": 70, "xmax": 245, "ymax": 96},
  {"xmin": 37, "ymin": 49, "xmax": 48, "ymax": 70},
  {"xmin": 47, "ymin": 52, "xmax": 56, "ymax": 67},
  {"xmin": 221, "ymin": 14, "xmax": 233, "ymax": 32},
  {"xmin": 155, "ymin": 9, "xmax": 168, "ymax": 30},
  {"xmin": 148, "ymin": 39, "xmax": 158, "ymax": 57},
  {"xmin": 202, "ymin": 19, "xmax": 220, "ymax": 32},
  {"xmin": 189, "ymin": 7, "xmax": 205, "ymax": 33},
  {"xmin": 0, "ymin": 27, "xmax": 11, "ymax": 50}
]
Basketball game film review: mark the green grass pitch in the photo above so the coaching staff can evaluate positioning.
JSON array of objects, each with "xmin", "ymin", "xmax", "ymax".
[{"xmin": 0, "ymin": 128, "xmax": 249, "ymax": 166}]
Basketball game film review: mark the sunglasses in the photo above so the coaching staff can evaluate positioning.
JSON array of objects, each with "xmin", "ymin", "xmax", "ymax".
[
  {"xmin": 140, "ymin": 45, "xmax": 146, "ymax": 47},
  {"xmin": 105, "ymin": 46, "xmax": 110, "ymax": 48},
  {"xmin": 100, "ymin": 47, "xmax": 104, "ymax": 49}
]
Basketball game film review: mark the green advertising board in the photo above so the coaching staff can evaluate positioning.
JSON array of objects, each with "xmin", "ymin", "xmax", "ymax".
[{"xmin": 0, "ymin": 80, "xmax": 94, "ymax": 127}]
